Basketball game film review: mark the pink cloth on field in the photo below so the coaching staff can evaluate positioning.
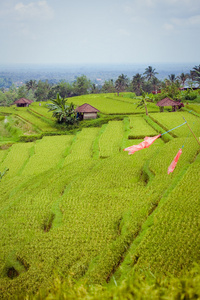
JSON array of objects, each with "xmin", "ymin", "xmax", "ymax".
[
  {"xmin": 168, "ymin": 149, "xmax": 182, "ymax": 174},
  {"xmin": 123, "ymin": 134, "xmax": 161, "ymax": 155}
]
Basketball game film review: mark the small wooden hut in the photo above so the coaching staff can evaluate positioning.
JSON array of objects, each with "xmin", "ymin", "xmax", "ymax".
[
  {"xmin": 13, "ymin": 98, "xmax": 33, "ymax": 107},
  {"xmin": 75, "ymin": 103, "xmax": 99, "ymax": 120},
  {"xmin": 156, "ymin": 97, "xmax": 183, "ymax": 112}
]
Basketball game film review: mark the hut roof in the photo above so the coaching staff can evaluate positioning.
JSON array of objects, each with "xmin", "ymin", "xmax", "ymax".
[
  {"xmin": 156, "ymin": 98, "xmax": 180, "ymax": 107},
  {"xmin": 75, "ymin": 103, "xmax": 99, "ymax": 113},
  {"xmin": 13, "ymin": 98, "xmax": 33, "ymax": 104}
]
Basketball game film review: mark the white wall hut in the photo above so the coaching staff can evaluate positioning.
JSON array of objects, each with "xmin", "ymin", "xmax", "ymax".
[{"xmin": 75, "ymin": 103, "xmax": 100, "ymax": 120}]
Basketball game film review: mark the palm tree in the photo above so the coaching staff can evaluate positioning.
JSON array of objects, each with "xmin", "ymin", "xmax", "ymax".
[
  {"xmin": 25, "ymin": 80, "xmax": 37, "ymax": 91},
  {"xmin": 168, "ymin": 74, "xmax": 176, "ymax": 83},
  {"xmin": 178, "ymin": 73, "xmax": 189, "ymax": 88},
  {"xmin": 47, "ymin": 93, "xmax": 76, "ymax": 124},
  {"xmin": 132, "ymin": 73, "xmax": 144, "ymax": 95},
  {"xmin": 190, "ymin": 65, "xmax": 200, "ymax": 85},
  {"xmin": 151, "ymin": 77, "xmax": 160, "ymax": 93},
  {"xmin": 137, "ymin": 90, "xmax": 153, "ymax": 116},
  {"xmin": 143, "ymin": 66, "xmax": 158, "ymax": 81},
  {"xmin": 115, "ymin": 74, "xmax": 129, "ymax": 95}
]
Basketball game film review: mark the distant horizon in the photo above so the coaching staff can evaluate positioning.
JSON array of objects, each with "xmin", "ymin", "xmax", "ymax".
[
  {"xmin": 0, "ymin": 62, "xmax": 199, "ymax": 73},
  {"xmin": 0, "ymin": 61, "xmax": 199, "ymax": 85}
]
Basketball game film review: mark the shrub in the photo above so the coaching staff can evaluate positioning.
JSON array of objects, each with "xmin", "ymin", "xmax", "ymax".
[{"xmin": 183, "ymin": 89, "xmax": 198, "ymax": 101}]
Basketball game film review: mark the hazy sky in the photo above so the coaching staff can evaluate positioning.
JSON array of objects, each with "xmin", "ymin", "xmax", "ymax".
[{"xmin": 0, "ymin": 0, "xmax": 200, "ymax": 65}]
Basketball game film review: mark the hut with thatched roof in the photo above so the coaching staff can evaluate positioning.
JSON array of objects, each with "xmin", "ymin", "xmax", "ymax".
[
  {"xmin": 13, "ymin": 98, "xmax": 33, "ymax": 107},
  {"xmin": 156, "ymin": 97, "xmax": 184, "ymax": 112},
  {"xmin": 75, "ymin": 103, "xmax": 99, "ymax": 120}
]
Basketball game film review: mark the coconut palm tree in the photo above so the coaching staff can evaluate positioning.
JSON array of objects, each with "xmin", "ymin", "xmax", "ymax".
[
  {"xmin": 137, "ymin": 90, "xmax": 154, "ymax": 116},
  {"xmin": 47, "ymin": 93, "xmax": 76, "ymax": 125},
  {"xmin": 168, "ymin": 74, "xmax": 176, "ymax": 83},
  {"xmin": 115, "ymin": 74, "xmax": 129, "ymax": 95},
  {"xmin": 132, "ymin": 73, "xmax": 144, "ymax": 95},
  {"xmin": 25, "ymin": 80, "xmax": 37, "ymax": 91},
  {"xmin": 151, "ymin": 77, "xmax": 160, "ymax": 93},
  {"xmin": 178, "ymin": 73, "xmax": 189, "ymax": 88},
  {"xmin": 143, "ymin": 66, "xmax": 158, "ymax": 81},
  {"xmin": 190, "ymin": 65, "xmax": 200, "ymax": 85}
]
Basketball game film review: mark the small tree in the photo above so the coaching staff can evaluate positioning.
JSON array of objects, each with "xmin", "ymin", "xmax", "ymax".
[
  {"xmin": 101, "ymin": 79, "xmax": 115, "ymax": 93},
  {"xmin": 137, "ymin": 90, "xmax": 154, "ymax": 116},
  {"xmin": 91, "ymin": 83, "xmax": 101, "ymax": 94},
  {"xmin": 17, "ymin": 85, "xmax": 27, "ymax": 99},
  {"xmin": 158, "ymin": 83, "xmax": 181, "ymax": 101},
  {"xmin": 47, "ymin": 93, "xmax": 77, "ymax": 125},
  {"xmin": 35, "ymin": 80, "xmax": 51, "ymax": 102},
  {"xmin": 73, "ymin": 75, "xmax": 92, "ymax": 96},
  {"xmin": 48, "ymin": 81, "xmax": 73, "ymax": 99}
]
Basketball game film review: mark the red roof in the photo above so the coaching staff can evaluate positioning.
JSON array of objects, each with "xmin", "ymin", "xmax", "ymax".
[
  {"xmin": 156, "ymin": 98, "xmax": 180, "ymax": 107},
  {"xmin": 75, "ymin": 103, "xmax": 99, "ymax": 113},
  {"xmin": 13, "ymin": 98, "xmax": 33, "ymax": 104}
]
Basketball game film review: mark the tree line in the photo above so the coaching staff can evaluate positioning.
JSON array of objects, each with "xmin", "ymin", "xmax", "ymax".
[{"xmin": 0, "ymin": 65, "xmax": 200, "ymax": 106}]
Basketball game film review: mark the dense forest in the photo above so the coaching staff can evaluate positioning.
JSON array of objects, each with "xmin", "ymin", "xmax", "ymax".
[{"xmin": 0, "ymin": 64, "xmax": 200, "ymax": 106}]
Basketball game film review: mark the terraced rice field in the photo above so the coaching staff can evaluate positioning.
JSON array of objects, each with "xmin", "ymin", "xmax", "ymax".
[
  {"xmin": 71, "ymin": 94, "xmax": 160, "ymax": 114},
  {"xmin": 150, "ymin": 111, "xmax": 200, "ymax": 137},
  {"xmin": 0, "ymin": 93, "xmax": 200, "ymax": 299}
]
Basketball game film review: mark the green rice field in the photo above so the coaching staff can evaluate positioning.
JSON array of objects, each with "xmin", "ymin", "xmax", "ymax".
[{"xmin": 0, "ymin": 93, "xmax": 200, "ymax": 299}]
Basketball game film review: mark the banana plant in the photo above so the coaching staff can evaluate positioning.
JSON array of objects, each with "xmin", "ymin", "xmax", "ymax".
[{"xmin": 47, "ymin": 93, "xmax": 76, "ymax": 124}]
